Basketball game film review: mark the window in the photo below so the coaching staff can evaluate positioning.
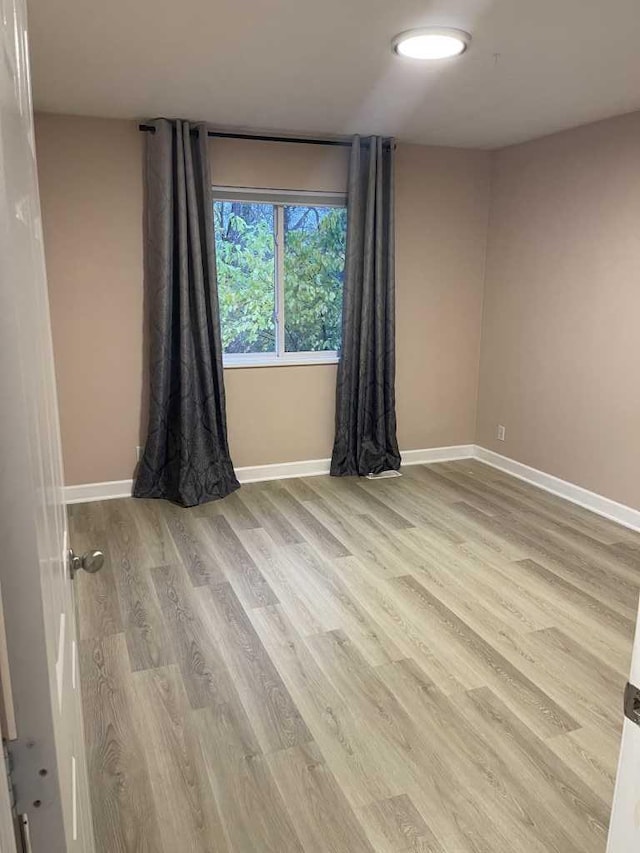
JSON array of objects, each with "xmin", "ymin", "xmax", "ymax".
[{"xmin": 213, "ymin": 187, "xmax": 347, "ymax": 366}]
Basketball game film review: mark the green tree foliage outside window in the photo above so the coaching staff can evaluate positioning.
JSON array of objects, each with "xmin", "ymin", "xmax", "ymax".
[
  {"xmin": 283, "ymin": 205, "xmax": 346, "ymax": 352},
  {"xmin": 214, "ymin": 199, "xmax": 346, "ymax": 355},
  {"xmin": 214, "ymin": 201, "xmax": 276, "ymax": 354}
]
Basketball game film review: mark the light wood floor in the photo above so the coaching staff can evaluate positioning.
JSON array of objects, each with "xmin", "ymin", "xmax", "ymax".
[{"xmin": 70, "ymin": 460, "xmax": 640, "ymax": 853}]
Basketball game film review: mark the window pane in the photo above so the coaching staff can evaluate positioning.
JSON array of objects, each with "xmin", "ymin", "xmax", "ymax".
[
  {"xmin": 214, "ymin": 200, "xmax": 276, "ymax": 354},
  {"xmin": 283, "ymin": 205, "xmax": 346, "ymax": 353}
]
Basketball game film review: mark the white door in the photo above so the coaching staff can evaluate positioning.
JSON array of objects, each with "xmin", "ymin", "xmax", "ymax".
[
  {"xmin": 608, "ymin": 598, "xmax": 640, "ymax": 852},
  {"xmin": 0, "ymin": 0, "xmax": 95, "ymax": 849}
]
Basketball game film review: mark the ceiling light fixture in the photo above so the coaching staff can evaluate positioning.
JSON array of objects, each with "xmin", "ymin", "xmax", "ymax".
[{"xmin": 392, "ymin": 27, "xmax": 471, "ymax": 60}]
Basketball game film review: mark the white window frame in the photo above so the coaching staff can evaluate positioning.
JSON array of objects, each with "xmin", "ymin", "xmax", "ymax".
[{"xmin": 213, "ymin": 186, "xmax": 347, "ymax": 368}]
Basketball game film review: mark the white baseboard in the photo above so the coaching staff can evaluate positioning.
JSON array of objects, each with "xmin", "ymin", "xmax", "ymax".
[
  {"xmin": 236, "ymin": 458, "xmax": 330, "ymax": 483},
  {"xmin": 64, "ymin": 479, "xmax": 134, "ymax": 504},
  {"xmin": 401, "ymin": 444, "xmax": 476, "ymax": 466},
  {"xmin": 63, "ymin": 444, "xmax": 474, "ymax": 504},
  {"xmin": 62, "ymin": 443, "xmax": 640, "ymax": 534},
  {"xmin": 474, "ymin": 446, "xmax": 640, "ymax": 533},
  {"xmin": 63, "ymin": 462, "xmax": 329, "ymax": 503}
]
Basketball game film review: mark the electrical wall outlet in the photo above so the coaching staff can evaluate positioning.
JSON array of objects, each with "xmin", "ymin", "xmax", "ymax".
[{"xmin": 497, "ymin": 424, "xmax": 506, "ymax": 441}]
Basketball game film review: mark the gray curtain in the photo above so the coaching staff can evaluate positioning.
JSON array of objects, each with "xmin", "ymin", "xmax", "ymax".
[
  {"xmin": 330, "ymin": 135, "xmax": 401, "ymax": 476},
  {"xmin": 134, "ymin": 119, "xmax": 239, "ymax": 507}
]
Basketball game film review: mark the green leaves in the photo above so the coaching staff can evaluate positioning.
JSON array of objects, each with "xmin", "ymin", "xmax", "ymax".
[
  {"xmin": 214, "ymin": 201, "xmax": 276, "ymax": 353},
  {"xmin": 284, "ymin": 206, "xmax": 345, "ymax": 353},
  {"xmin": 214, "ymin": 200, "xmax": 346, "ymax": 355}
]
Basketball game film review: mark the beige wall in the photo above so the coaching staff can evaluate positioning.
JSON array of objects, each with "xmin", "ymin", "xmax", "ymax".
[
  {"xmin": 36, "ymin": 116, "xmax": 145, "ymax": 487},
  {"xmin": 36, "ymin": 113, "xmax": 490, "ymax": 485},
  {"xmin": 476, "ymin": 110, "xmax": 640, "ymax": 509},
  {"xmin": 396, "ymin": 145, "xmax": 489, "ymax": 452}
]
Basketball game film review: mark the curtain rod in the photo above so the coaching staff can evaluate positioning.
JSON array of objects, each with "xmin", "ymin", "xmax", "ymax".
[{"xmin": 138, "ymin": 124, "xmax": 393, "ymax": 148}]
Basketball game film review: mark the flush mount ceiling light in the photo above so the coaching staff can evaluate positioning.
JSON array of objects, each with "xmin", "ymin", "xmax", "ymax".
[{"xmin": 392, "ymin": 27, "xmax": 471, "ymax": 60}]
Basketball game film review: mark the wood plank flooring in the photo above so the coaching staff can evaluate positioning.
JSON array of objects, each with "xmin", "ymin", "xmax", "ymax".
[{"xmin": 70, "ymin": 460, "xmax": 640, "ymax": 853}]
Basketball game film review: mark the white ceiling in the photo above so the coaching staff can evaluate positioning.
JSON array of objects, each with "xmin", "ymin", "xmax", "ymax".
[{"xmin": 26, "ymin": 0, "xmax": 640, "ymax": 148}]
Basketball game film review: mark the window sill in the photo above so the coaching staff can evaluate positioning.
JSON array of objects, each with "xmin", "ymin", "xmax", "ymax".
[{"xmin": 223, "ymin": 353, "xmax": 339, "ymax": 369}]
